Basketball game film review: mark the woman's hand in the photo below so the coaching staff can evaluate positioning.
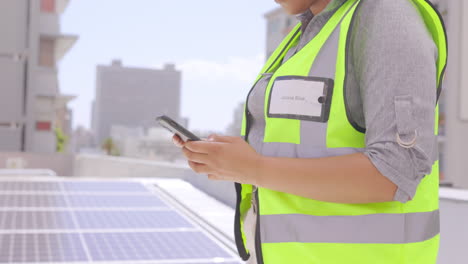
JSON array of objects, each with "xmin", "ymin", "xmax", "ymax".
[
  {"xmin": 172, "ymin": 134, "xmax": 262, "ymax": 185},
  {"xmin": 172, "ymin": 134, "xmax": 186, "ymax": 148}
]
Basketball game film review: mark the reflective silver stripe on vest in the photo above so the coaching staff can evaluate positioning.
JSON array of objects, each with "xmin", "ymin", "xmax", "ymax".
[
  {"xmin": 260, "ymin": 210, "xmax": 440, "ymax": 244},
  {"xmin": 261, "ymin": 141, "xmax": 363, "ymax": 158},
  {"xmin": 299, "ymin": 23, "xmax": 342, "ymax": 149}
]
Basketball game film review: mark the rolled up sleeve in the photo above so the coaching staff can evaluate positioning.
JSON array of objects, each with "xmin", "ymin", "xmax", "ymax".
[{"xmin": 352, "ymin": 0, "xmax": 439, "ymax": 203}]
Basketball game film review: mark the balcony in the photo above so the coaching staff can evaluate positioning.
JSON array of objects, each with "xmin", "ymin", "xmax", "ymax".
[
  {"xmin": 39, "ymin": 34, "xmax": 78, "ymax": 65},
  {"xmin": 39, "ymin": 13, "xmax": 60, "ymax": 36},
  {"xmin": 55, "ymin": 0, "xmax": 71, "ymax": 14}
]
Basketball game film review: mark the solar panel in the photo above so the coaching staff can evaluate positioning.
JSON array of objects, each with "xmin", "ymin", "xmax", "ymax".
[
  {"xmin": 0, "ymin": 181, "xmax": 61, "ymax": 192},
  {"xmin": 67, "ymin": 194, "xmax": 167, "ymax": 208},
  {"xmin": 62, "ymin": 181, "xmax": 150, "ymax": 193},
  {"xmin": 0, "ymin": 179, "xmax": 241, "ymax": 264},
  {"xmin": 0, "ymin": 233, "xmax": 87, "ymax": 263},
  {"xmin": 84, "ymin": 231, "xmax": 232, "ymax": 261},
  {"xmin": 0, "ymin": 194, "xmax": 68, "ymax": 208},
  {"xmin": 0, "ymin": 211, "xmax": 75, "ymax": 230},
  {"xmin": 74, "ymin": 210, "xmax": 192, "ymax": 229}
]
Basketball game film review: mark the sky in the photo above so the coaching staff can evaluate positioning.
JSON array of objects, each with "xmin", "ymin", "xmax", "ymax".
[{"xmin": 58, "ymin": 0, "xmax": 280, "ymax": 133}]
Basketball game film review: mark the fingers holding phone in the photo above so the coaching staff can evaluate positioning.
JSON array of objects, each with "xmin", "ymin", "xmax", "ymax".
[{"xmin": 172, "ymin": 134, "xmax": 185, "ymax": 148}]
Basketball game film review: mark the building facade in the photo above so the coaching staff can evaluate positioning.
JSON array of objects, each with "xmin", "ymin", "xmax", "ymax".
[
  {"xmin": 0, "ymin": 0, "xmax": 77, "ymax": 153},
  {"xmin": 92, "ymin": 60, "xmax": 182, "ymax": 146},
  {"xmin": 442, "ymin": 0, "xmax": 468, "ymax": 188}
]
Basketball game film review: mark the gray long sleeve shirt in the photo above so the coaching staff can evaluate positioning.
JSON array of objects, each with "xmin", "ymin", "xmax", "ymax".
[
  {"xmin": 243, "ymin": 0, "xmax": 439, "ymax": 262},
  {"xmin": 247, "ymin": 0, "xmax": 438, "ymax": 203}
]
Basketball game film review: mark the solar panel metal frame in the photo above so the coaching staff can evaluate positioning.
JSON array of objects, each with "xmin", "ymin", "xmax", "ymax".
[{"xmin": 0, "ymin": 178, "xmax": 242, "ymax": 264}]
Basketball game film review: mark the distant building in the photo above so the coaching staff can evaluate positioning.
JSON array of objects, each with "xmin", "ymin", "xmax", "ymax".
[
  {"xmin": 264, "ymin": 8, "xmax": 296, "ymax": 59},
  {"xmin": 92, "ymin": 60, "xmax": 182, "ymax": 146},
  {"xmin": 109, "ymin": 125, "xmax": 182, "ymax": 161},
  {"xmin": 71, "ymin": 125, "xmax": 94, "ymax": 153},
  {"xmin": 225, "ymin": 102, "xmax": 245, "ymax": 137},
  {"xmin": 0, "ymin": 0, "xmax": 77, "ymax": 153}
]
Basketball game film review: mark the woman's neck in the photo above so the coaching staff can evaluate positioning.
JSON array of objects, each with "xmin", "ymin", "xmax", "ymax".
[{"xmin": 309, "ymin": 0, "xmax": 331, "ymax": 15}]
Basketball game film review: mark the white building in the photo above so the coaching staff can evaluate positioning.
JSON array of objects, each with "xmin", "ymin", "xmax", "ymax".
[
  {"xmin": 109, "ymin": 125, "xmax": 182, "ymax": 161},
  {"xmin": 71, "ymin": 125, "xmax": 95, "ymax": 153},
  {"xmin": 264, "ymin": 8, "xmax": 296, "ymax": 59},
  {"xmin": 0, "ymin": 0, "xmax": 78, "ymax": 153},
  {"xmin": 225, "ymin": 102, "xmax": 245, "ymax": 137},
  {"xmin": 92, "ymin": 60, "xmax": 182, "ymax": 146}
]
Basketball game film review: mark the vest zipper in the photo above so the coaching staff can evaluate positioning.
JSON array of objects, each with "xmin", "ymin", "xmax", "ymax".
[
  {"xmin": 251, "ymin": 185, "xmax": 258, "ymax": 213},
  {"xmin": 254, "ymin": 186, "xmax": 264, "ymax": 264},
  {"xmin": 244, "ymin": 82, "xmax": 259, "ymax": 142}
]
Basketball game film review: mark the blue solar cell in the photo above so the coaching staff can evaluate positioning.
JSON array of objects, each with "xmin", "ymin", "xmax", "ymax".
[
  {"xmin": 0, "ymin": 195, "xmax": 67, "ymax": 208},
  {"xmin": 0, "ymin": 211, "xmax": 75, "ymax": 230},
  {"xmin": 0, "ymin": 180, "xmax": 239, "ymax": 263},
  {"xmin": 74, "ymin": 210, "xmax": 192, "ymax": 229},
  {"xmin": 67, "ymin": 195, "xmax": 167, "ymax": 208},
  {"xmin": 0, "ymin": 181, "xmax": 61, "ymax": 192},
  {"xmin": 63, "ymin": 181, "xmax": 149, "ymax": 193},
  {"xmin": 0, "ymin": 233, "xmax": 87, "ymax": 263},
  {"xmin": 84, "ymin": 231, "xmax": 232, "ymax": 261}
]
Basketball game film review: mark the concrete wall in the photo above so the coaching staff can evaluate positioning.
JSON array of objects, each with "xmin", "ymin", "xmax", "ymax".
[
  {"xmin": 0, "ymin": 57, "xmax": 25, "ymax": 122},
  {"xmin": 74, "ymin": 154, "xmax": 237, "ymax": 207},
  {"xmin": 0, "ymin": 0, "xmax": 28, "ymax": 53},
  {"xmin": 445, "ymin": 0, "xmax": 468, "ymax": 188},
  {"xmin": 0, "ymin": 152, "xmax": 74, "ymax": 176},
  {"xmin": 438, "ymin": 189, "xmax": 468, "ymax": 264},
  {"xmin": 0, "ymin": 0, "xmax": 28, "ymax": 151},
  {"xmin": 184, "ymin": 172, "xmax": 237, "ymax": 209},
  {"xmin": 74, "ymin": 155, "xmax": 191, "ymax": 179},
  {"xmin": 0, "ymin": 128, "xmax": 23, "ymax": 151}
]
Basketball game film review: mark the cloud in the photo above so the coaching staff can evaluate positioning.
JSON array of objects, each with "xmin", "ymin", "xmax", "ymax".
[{"xmin": 178, "ymin": 54, "xmax": 265, "ymax": 83}]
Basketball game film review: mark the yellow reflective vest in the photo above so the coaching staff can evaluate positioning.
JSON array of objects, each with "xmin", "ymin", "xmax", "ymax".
[{"xmin": 234, "ymin": 0, "xmax": 448, "ymax": 263}]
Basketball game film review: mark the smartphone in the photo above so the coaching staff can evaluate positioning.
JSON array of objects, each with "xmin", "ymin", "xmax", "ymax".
[{"xmin": 156, "ymin": 115, "xmax": 201, "ymax": 142}]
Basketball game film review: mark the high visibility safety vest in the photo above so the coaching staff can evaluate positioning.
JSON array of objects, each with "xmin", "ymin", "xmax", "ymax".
[{"xmin": 234, "ymin": 0, "xmax": 448, "ymax": 263}]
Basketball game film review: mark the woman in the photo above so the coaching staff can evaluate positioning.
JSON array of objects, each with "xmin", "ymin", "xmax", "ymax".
[{"xmin": 173, "ymin": 0, "xmax": 447, "ymax": 263}]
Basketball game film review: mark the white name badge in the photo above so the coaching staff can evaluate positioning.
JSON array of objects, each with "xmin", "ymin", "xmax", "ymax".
[{"xmin": 267, "ymin": 76, "xmax": 334, "ymax": 122}]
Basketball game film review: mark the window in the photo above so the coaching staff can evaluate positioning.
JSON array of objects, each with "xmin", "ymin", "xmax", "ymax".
[
  {"xmin": 41, "ymin": 0, "xmax": 55, "ymax": 13},
  {"xmin": 39, "ymin": 38, "xmax": 55, "ymax": 67},
  {"xmin": 36, "ymin": 121, "xmax": 51, "ymax": 131}
]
